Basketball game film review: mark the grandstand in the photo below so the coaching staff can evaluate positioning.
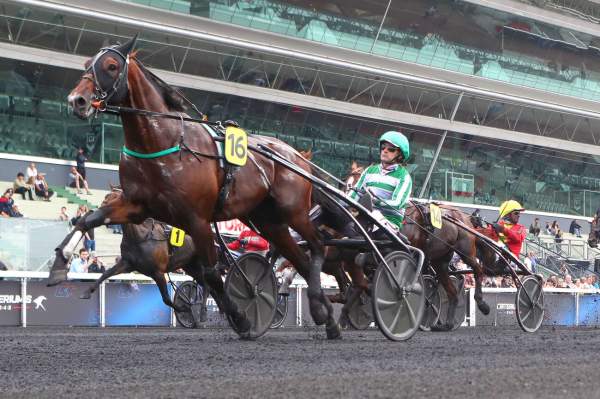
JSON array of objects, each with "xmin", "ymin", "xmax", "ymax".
[{"xmin": 0, "ymin": 0, "xmax": 600, "ymax": 271}]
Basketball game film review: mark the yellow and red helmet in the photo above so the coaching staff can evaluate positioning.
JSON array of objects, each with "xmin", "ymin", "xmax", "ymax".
[{"xmin": 499, "ymin": 200, "xmax": 525, "ymax": 219}]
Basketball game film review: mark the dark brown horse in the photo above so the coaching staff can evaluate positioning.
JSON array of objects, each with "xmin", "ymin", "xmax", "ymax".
[
  {"xmin": 588, "ymin": 216, "xmax": 599, "ymax": 248},
  {"xmin": 50, "ymin": 36, "xmax": 340, "ymax": 339},
  {"xmin": 402, "ymin": 203, "xmax": 491, "ymax": 330},
  {"xmin": 79, "ymin": 190, "xmax": 206, "ymax": 315}
]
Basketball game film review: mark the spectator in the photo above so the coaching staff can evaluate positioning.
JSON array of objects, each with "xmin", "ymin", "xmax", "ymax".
[
  {"xmin": 33, "ymin": 174, "xmax": 54, "ymax": 201},
  {"xmin": 550, "ymin": 220, "xmax": 559, "ymax": 236},
  {"xmin": 68, "ymin": 166, "xmax": 92, "ymax": 195},
  {"xmin": 75, "ymin": 147, "xmax": 88, "ymax": 180},
  {"xmin": 569, "ymin": 219, "xmax": 582, "ymax": 238},
  {"xmin": 544, "ymin": 221, "xmax": 552, "ymax": 235},
  {"xmin": 564, "ymin": 274, "xmax": 575, "ymax": 288},
  {"xmin": 70, "ymin": 248, "xmax": 90, "ymax": 273},
  {"xmin": 524, "ymin": 251, "xmax": 537, "ymax": 273},
  {"xmin": 554, "ymin": 227, "xmax": 563, "ymax": 253},
  {"xmin": 25, "ymin": 162, "xmax": 38, "ymax": 184},
  {"xmin": 13, "ymin": 172, "xmax": 34, "ymax": 200},
  {"xmin": 88, "ymin": 256, "xmax": 105, "ymax": 273},
  {"xmin": 108, "ymin": 224, "xmax": 123, "ymax": 234},
  {"xmin": 71, "ymin": 204, "xmax": 89, "ymax": 226},
  {"xmin": 58, "ymin": 206, "xmax": 69, "ymax": 222},
  {"xmin": 529, "ymin": 218, "xmax": 541, "ymax": 238},
  {"xmin": 0, "ymin": 189, "xmax": 23, "ymax": 218},
  {"xmin": 227, "ymin": 227, "xmax": 269, "ymax": 256},
  {"xmin": 84, "ymin": 229, "xmax": 96, "ymax": 253}
]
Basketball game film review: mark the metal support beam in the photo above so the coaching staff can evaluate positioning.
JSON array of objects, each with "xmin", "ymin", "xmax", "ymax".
[{"xmin": 419, "ymin": 92, "xmax": 464, "ymax": 198}]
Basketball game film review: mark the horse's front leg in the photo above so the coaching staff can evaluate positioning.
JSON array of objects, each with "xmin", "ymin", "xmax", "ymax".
[{"xmin": 48, "ymin": 199, "xmax": 144, "ymax": 286}]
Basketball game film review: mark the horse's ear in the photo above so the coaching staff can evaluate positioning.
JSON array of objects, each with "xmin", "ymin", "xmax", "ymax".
[{"xmin": 117, "ymin": 34, "xmax": 138, "ymax": 56}]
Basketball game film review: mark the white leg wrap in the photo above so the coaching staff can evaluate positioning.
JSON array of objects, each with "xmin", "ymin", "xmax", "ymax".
[{"xmin": 63, "ymin": 231, "xmax": 83, "ymax": 258}]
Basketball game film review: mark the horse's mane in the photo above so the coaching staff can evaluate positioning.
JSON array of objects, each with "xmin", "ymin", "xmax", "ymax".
[{"xmin": 132, "ymin": 55, "xmax": 187, "ymax": 112}]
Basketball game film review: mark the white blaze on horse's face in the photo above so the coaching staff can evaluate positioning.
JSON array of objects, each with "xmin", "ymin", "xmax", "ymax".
[{"xmin": 68, "ymin": 75, "xmax": 95, "ymax": 119}]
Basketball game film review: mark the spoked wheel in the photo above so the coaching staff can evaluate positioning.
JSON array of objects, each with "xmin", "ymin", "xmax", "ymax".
[
  {"xmin": 347, "ymin": 289, "xmax": 373, "ymax": 330},
  {"xmin": 270, "ymin": 294, "xmax": 289, "ymax": 329},
  {"xmin": 224, "ymin": 252, "xmax": 277, "ymax": 339},
  {"xmin": 419, "ymin": 275, "xmax": 441, "ymax": 331},
  {"xmin": 174, "ymin": 280, "xmax": 203, "ymax": 329},
  {"xmin": 372, "ymin": 251, "xmax": 425, "ymax": 341},
  {"xmin": 438, "ymin": 275, "xmax": 466, "ymax": 331},
  {"xmin": 516, "ymin": 275, "xmax": 545, "ymax": 333}
]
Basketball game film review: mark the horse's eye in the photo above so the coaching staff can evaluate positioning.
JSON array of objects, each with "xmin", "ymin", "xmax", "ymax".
[{"xmin": 108, "ymin": 64, "xmax": 118, "ymax": 71}]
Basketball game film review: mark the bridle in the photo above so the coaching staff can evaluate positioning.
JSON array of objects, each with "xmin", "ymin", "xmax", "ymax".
[{"xmin": 81, "ymin": 46, "xmax": 130, "ymax": 104}]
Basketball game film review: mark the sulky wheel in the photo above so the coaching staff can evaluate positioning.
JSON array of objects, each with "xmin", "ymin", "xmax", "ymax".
[
  {"xmin": 174, "ymin": 280, "xmax": 204, "ymax": 328},
  {"xmin": 437, "ymin": 275, "xmax": 466, "ymax": 331},
  {"xmin": 419, "ymin": 275, "xmax": 441, "ymax": 331},
  {"xmin": 270, "ymin": 293, "xmax": 289, "ymax": 329},
  {"xmin": 347, "ymin": 289, "xmax": 373, "ymax": 330},
  {"xmin": 372, "ymin": 251, "xmax": 425, "ymax": 341},
  {"xmin": 516, "ymin": 275, "xmax": 545, "ymax": 333},
  {"xmin": 224, "ymin": 252, "xmax": 277, "ymax": 339}
]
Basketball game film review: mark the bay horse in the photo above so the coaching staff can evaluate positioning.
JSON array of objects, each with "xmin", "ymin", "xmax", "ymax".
[
  {"xmin": 588, "ymin": 216, "xmax": 599, "ymax": 248},
  {"xmin": 80, "ymin": 191, "xmax": 208, "ymax": 319},
  {"xmin": 50, "ymin": 36, "xmax": 340, "ymax": 339},
  {"xmin": 402, "ymin": 203, "xmax": 491, "ymax": 330}
]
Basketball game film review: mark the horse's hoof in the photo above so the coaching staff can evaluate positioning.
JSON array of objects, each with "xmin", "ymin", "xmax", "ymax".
[
  {"xmin": 326, "ymin": 323, "xmax": 342, "ymax": 340},
  {"xmin": 47, "ymin": 269, "xmax": 68, "ymax": 287},
  {"xmin": 309, "ymin": 302, "xmax": 328, "ymax": 326},
  {"xmin": 478, "ymin": 301, "xmax": 491, "ymax": 316},
  {"xmin": 199, "ymin": 306, "xmax": 208, "ymax": 323},
  {"xmin": 233, "ymin": 313, "xmax": 251, "ymax": 336},
  {"xmin": 431, "ymin": 323, "xmax": 452, "ymax": 332},
  {"xmin": 338, "ymin": 313, "xmax": 350, "ymax": 329}
]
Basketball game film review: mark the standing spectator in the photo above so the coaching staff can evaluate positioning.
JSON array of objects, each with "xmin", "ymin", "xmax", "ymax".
[
  {"xmin": 554, "ymin": 227, "xmax": 563, "ymax": 253},
  {"xmin": 544, "ymin": 221, "xmax": 552, "ymax": 235},
  {"xmin": 33, "ymin": 174, "xmax": 54, "ymax": 201},
  {"xmin": 88, "ymin": 256, "xmax": 105, "ymax": 273},
  {"xmin": 68, "ymin": 166, "xmax": 92, "ymax": 195},
  {"xmin": 69, "ymin": 248, "xmax": 90, "ymax": 273},
  {"xmin": 58, "ymin": 206, "xmax": 69, "ymax": 222},
  {"xmin": 25, "ymin": 162, "xmax": 38, "ymax": 184},
  {"xmin": 550, "ymin": 220, "xmax": 559, "ymax": 235},
  {"xmin": 84, "ymin": 229, "xmax": 96, "ymax": 253},
  {"xmin": 529, "ymin": 218, "xmax": 541, "ymax": 238},
  {"xmin": 524, "ymin": 251, "xmax": 537, "ymax": 273},
  {"xmin": 13, "ymin": 172, "xmax": 34, "ymax": 200},
  {"xmin": 75, "ymin": 147, "xmax": 88, "ymax": 180},
  {"xmin": 569, "ymin": 219, "xmax": 582, "ymax": 238}
]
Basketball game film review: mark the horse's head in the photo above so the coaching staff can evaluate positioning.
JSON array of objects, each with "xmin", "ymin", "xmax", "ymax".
[
  {"xmin": 589, "ymin": 217, "xmax": 600, "ymax": 248},
  {"xmin": 68, "ymin": 35, "xmax": 138, "ymax": 119}
]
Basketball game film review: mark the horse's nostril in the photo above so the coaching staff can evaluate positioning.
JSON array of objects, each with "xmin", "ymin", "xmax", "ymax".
[{"xmin": 76, "ymin": 96, "xmax": 87, "ymax": 107}]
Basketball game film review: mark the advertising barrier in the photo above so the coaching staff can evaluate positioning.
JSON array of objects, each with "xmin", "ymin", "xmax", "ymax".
[{"xmin": 2, "ymin": 271, "xmax": 600, "ymax": 329}]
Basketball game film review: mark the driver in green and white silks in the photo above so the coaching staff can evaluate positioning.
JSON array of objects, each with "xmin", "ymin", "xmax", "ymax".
[{"xmin": 349, "ymin": 130, "xmax": 412, "ymax": 233}]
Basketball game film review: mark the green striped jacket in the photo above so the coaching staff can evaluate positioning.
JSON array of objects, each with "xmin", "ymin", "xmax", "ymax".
[{"xmin": 349, "ymin": 163, "xmax": 412, "ymax": 229}]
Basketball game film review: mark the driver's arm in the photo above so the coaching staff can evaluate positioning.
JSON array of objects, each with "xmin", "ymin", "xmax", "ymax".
[{"xmin": 379, "ymin": 172, "xmax": 412, "ymax": 211}]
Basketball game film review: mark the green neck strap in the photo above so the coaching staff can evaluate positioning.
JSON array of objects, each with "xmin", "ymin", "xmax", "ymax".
[{"xmin": 122, "ymin": 145, "xmax": 180, "ymax": 159}]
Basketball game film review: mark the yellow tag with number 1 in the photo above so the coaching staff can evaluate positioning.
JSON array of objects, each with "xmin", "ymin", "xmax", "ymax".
[
  {"xmin": 224, "ymin": 126, "xmax": 248, "ymax": 166},
  {"xmin": 430, "ymin": 203, "xmax": 443, "ymax": 229},
  {"xmin": 169, "ymin": 227, "xmax": 186, "ymax": 247}
]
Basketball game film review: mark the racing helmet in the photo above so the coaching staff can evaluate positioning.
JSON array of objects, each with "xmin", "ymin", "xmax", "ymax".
[
  {"xmin": 379, "ymin": 131, "xmax": 409, "ymax": 160},
  {"xmin": 499, "ymin": 200, "xmax": 525, "ymax": 219}
]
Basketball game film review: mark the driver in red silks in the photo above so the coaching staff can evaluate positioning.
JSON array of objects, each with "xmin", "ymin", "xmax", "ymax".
[
  {"xmin": 484, "ymin": 200, "xmax": 527, "ymax": 258},
  {"xmin": 227, "ymin": 228, "xmax": 269, "ymax": 254}
]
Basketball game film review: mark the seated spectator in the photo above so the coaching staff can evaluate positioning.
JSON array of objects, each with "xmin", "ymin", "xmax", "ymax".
[
  {"xmin": 13, "ymin": 172, "xmax": 34, "ymax": 200},
  {"xmin": 544, "ymin": 222, "xmax": 552, "ymax": 235},
  {"xmin": 529, "ymin": 218, "xmax": 541, "ymax": 238},
  {"xmin": 33, "ymin": 174, "xmax": 54, "ymax": 201},
  {"xmin": 523, "ymin": 251, "xmax": 537, "ymax": 273},
  {"xmin": 68, "ymin": 166, "xmax": 92, "ymax": 195},
  {"xmin": 58, "ymin": 206, "xmax": 69, "ymax": 222},
  {"xmin": 71, "ymin": 204, "xmax": 89, "ymax": 226},
  {"xmin": 227, "ymin": 227, "xmax": 269, "ymax": 256},
  {"xmin": 26, "ymin": 162, "xmax": 38, "ymax": 184},
  {"xmin": 569, "ymin": 219, "xmax": 582, "ymax": 238},
  {"xmin": 0, "ymin": 189, "xmax": 23, "ymax": 218},
  {"xmin": 550, "ymin": 220, "xmax": 559, "ymax": 236},
  {"xmin": 69, "ymin": 248, "xmax": 90, "ymax": 273},
  {"xmin": 88, "ymin": 256, "xmax": 105, "ymax": 273}
]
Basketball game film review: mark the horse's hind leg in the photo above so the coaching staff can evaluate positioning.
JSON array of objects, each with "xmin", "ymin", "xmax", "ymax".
[
  {"xmin": 432, "ymin": 258, "xmax": 458, "ymax": 332},
  {"xmin": 459, "ymin": 240, "xmax": 490, "ymax": 316},
  {"xmin": 287, "ymin": 216, "xmax": 341, "ymax": 339},
  {"xmin": 251, "ymin": 219, "xmax": 340, "ymax": 339},
  {"xmin": 80, "ymin": 258, "xmax": 132, "ymax": 299}
]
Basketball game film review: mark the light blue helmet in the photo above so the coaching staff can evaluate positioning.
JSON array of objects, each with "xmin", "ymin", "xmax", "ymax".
[{"xmin": 379, "ymin": 131, "xmax": 409, "ymax": 160}]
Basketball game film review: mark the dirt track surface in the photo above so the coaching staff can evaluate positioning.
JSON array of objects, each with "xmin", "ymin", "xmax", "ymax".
[{"xmin": 2, "ymin": 326, "xmax": 600, "ymax": 398}]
